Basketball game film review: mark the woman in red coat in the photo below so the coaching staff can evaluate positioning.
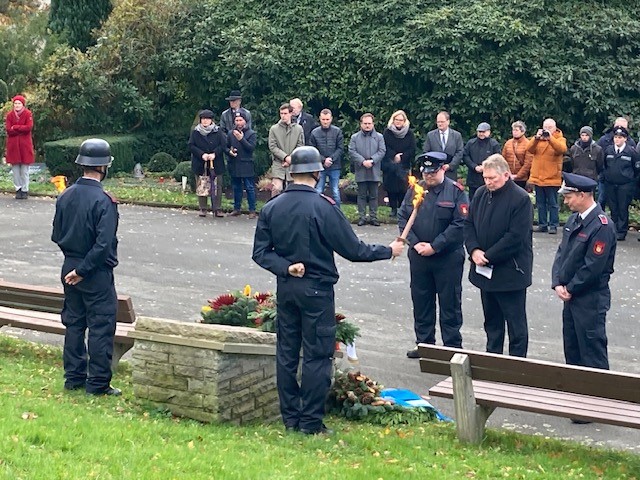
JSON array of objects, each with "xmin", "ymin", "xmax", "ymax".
[{"xmin": 5, "ymin": 94, "xmax": 35, "ymax": 199}]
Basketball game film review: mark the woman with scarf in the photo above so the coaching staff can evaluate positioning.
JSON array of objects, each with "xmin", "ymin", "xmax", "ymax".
[
  {"xmin": 5, "ymin": 94, "xmax": 35, "ymax": 199},
  {"xmin": 188, "ymin": 109, "xmax": 227, "ymax": 217},
  {"xmin": 382, "ymin": 110, "xmax": 416, "ymax": 218}
]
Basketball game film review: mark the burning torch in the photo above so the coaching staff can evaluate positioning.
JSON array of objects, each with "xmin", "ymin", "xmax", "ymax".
[
  {"xmin": 50, "ymin": 176, "xmax": 67, "ymax": 193},
  {"xmin": 397, "ymin": 175, "xmax": 426, "ymax": 245}
]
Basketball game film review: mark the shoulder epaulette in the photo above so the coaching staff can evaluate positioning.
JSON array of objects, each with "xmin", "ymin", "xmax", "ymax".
[
  {"xmin": 104, "ymin": 191, "xmax": 118, "ymax": 204},
  {"xmin": 320, "ymin": 193, "xmax": 336, "ymax": 205},
  {"xmin": 598, "ymin": 214, "xmax": 608, "ymax": 225},
  {"xmin": 454, "ymin": 181, "xmax": 464, "ymax": 191}
]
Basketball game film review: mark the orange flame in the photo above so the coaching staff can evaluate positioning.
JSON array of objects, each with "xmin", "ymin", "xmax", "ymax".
[
  {"xmin": 408, "ymin": 175, "xmax": 424, "ymax": 208},
  {"xmin": 51, "ymin": 176, "xmax": 67, "ymax": 193}
]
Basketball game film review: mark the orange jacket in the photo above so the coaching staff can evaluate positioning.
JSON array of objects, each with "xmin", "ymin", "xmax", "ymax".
[
  {"xmin": 502, "ymin": 136, "xmax": 532, "ymax": 181},
  {"xmin": 526, "ymin": 129, "xmax": 567, "ymax": 186}
]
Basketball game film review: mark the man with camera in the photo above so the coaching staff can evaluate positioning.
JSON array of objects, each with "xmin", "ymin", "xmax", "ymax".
[{"xmin": 527, "ymin": 118, "xmax": 567, "ymax": 234}]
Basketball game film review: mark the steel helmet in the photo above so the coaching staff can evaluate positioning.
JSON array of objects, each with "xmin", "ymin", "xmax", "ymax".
[
  {"xmin": 289, "ymin": 146, "xmax": 324, "ymax": 174},
  {"xmin": 75, "ymin": 139, "xmax": 113, "ymax": 167}
]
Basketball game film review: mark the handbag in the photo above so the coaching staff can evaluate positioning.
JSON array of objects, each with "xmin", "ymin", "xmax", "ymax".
[{"xmin": 196, "ymin": 174, "xmax": 211, "ymax": 197}]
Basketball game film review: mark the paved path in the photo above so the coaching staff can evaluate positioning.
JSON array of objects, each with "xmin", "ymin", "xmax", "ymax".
[{"xmin": 1, "ymin": 193, "xmax": 639, "ymax": 451}]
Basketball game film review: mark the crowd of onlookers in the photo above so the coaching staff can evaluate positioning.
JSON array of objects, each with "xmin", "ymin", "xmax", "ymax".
[{"xmin": 188, "ymin": 90, "xmax": 640, "ymax": 241}]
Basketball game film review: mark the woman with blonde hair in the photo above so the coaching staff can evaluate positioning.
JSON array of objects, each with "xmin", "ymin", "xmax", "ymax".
[
  {"xmin": 382, "ymin": 110, "xmax": 416, "ymax": 217},
  {"xmin": 501, "ymin": 120, "xmax": 532, "ymax": 189}
]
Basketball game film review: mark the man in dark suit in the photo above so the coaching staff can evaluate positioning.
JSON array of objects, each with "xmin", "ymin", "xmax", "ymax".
[{"xmin": 422, "ymin": 111, "xmax": 465, "ymax": 181}]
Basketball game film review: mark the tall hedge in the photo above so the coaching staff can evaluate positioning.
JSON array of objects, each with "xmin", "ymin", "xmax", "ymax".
[
  {"xmin": 49, "ymin": 0, "xmax": 112, "ymax": 52},
  {"xmin": 44, "ymin": 135, "xmax": 137, "ymax": 180},
  {"xmin": 35, "ymin": 0, "xmax": 640, "ymax": 149}
]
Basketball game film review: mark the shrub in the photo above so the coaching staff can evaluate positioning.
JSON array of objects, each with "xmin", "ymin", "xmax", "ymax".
[
  {"xmin": 133, "ymin": 130, "xmax": 190, "ymax": 166},
  {"xmin": 147, "ymin": 152, "xmax": 177, "ymax": 173},
  {"xmin": 172, "ymin": 161, "xmax": 195, "ymax": 192},
  {"xmin": 44, "ymin": 135, "xmax": 137, "ymax": 180}
]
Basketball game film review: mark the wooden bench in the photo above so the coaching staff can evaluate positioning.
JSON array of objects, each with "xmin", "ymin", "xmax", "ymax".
[
  {"xmin": 0, "ymin": 280, "xmax": 136, "ymax": 370},
  {"xmin": 418, "ymin": 343, "xmax": 640, "ymax": 444}
]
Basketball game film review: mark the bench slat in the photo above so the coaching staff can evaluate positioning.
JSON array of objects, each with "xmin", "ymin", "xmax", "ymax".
[
  {"xmin": 430, "ymin": 378, "xmax": 640, "ymax": 428},
  {"xmin": 418, "ymin": 344, "xmax": 640, "ymax": 404},
  {"xmin": 0, "ymin": 280, "xmax": 135, "ymax": 323}
]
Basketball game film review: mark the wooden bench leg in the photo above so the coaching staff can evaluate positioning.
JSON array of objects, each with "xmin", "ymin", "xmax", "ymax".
[
  {"xmin": 112, "ymin": 343, "xmax": 132, "ymax": 372},
  {"xmin": 451, "ymin": 353, "xmax": 495, "ymax": 444}
]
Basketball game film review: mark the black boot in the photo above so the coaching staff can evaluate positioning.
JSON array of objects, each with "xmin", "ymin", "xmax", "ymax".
[{"xmin": 390, "ymin": 207, "xmax": 397, "ymax": 218}]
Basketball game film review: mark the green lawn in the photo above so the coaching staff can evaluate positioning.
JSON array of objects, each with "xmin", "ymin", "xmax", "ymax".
[{"xmin": 0, "ymin": 336, "xmax": 638, "ymax": 480}]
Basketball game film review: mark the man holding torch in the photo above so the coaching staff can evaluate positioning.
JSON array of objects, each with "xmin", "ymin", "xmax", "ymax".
[{"xmin": 399, "ymin": 152, "xmax": 469, "ymax": 358}]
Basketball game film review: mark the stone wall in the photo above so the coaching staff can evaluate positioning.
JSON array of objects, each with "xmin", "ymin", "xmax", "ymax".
[{"xmin": 129, "ymin": 317, "xmax": 280, "ymax": 425}]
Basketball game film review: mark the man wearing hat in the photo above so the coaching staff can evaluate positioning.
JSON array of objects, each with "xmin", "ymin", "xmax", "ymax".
[
  {"xmin": 564, "ymin": 126, "xmax": 603, "ymax": 181},
  {"xmin": 253, "ymin": 146, "xmax": 404, "ymax": 435},
  {"xmin": 602, "ymin": 126, "xmax": 640, "ymax": 241},
  {"xmin": 596, "ymin": 117, "xmax": 635, "ymax": 208},
  {"xmin": 226, "ymin": 111, "xmax": 258, "ymax": 218},
  {"xmin": 219, "ymin": 90, "xmax": 252, "ymax": 135},
  {"xmin": 552, "ymin": 172, "xmax": 617, "ymax": 373},
  {"xmin": 462, "ymin": 122, "xmax": 501, "ymax": 200},
  {"xmin": 400, "ymin": 152, "xmax": 469, "ymax": 358},
  {"xmin": 464, "ymin": 154, "xmax": 533, "ymax": 358}
]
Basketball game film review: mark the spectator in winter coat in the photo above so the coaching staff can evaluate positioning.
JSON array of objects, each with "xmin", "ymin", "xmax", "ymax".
[
  {"xmin": 463, "ymin": 122, "xmax": 501, "ymax": 200},
  {"xmin": 4, "ymin": 95, "xmax": 35, "ymax": 199},
  {"xmin": 310, "ymin": 109, "xmax": 344, "ymax": 205},
  {"xmin": 290, "ymin": 98, "xmax": 318, "ymax": 145},
  {"xmin": 226, "ymin": 111, "xmax": 257, "ymax": 218},
  {"xmin": 527, "ymin": 118, "xmax": 567, "ymax": 234},
  {"xmin": 564, "ymin": 126, "xmax": 604, "ymax": 182},
  {"xmin": 382, "ymin": 110, "xmax": 416, "ymax": 218},
  {"xmin": 501, "ymin": 121, "xmax": 532, "ymax": 189},
  {"xmin": 268, "ymin": 103, "xmax": 304, "ymax": 197}
]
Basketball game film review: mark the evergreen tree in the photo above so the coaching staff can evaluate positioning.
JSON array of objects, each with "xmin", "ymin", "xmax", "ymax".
[{"xmin": 49, "ymin": 0, "xmax": 112, "ymax": 52}]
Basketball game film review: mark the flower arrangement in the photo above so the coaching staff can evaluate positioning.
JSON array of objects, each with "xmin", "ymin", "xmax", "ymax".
[{"xmin": 200, "ymin": 285, "xmax": 360, "ymax": 344}]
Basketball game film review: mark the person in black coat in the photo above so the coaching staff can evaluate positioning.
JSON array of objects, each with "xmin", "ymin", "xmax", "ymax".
[
  {"xmin": 462, "ymin": 122, "xmax": 501, "ymax": 200},
  {"xmin": 382, "ymin": 110, "xmax": 416, "ymax": 217},
  {"xmin": 252, "ymin": 146, "xmax": 404, "ymax": 435},
  {"xmin": 290, "ymin": 98, "xmax": 319, "ymax": 145},
  {"xmin": 188, "ymin": 109, "xmax": 227, "ymax": 217},
  {"xmin": 552, "ymin": 172, "xmax": 616, "ymax": 371},
  {"xmin": 464, "ymin": 154, "xmax": 533, "ymax": 357},
  {"xmin": 226, "ymin": 111, "xmax": 257, "ymax": 217}
]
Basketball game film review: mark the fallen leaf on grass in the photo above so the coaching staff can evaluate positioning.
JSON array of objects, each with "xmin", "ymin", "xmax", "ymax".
[{"xmin": 21, "ymin": 412, "xmax": 38, "ymax": 420}]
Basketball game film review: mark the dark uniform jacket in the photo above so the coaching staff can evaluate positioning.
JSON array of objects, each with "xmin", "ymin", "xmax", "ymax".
[
  {"xmin": 398, "ymin": 177, "xmax": 468, "ymax": 255},
  {"xmin": 252, "ymin": 184, "xmax": 391, "ymax": 284},
  {"xmin": 309, "ymin": 125, "xmax": 344, "ymax": 171},
  {"xmin": 382, "ymin": 128, "xmax": 416, "ymax": 193},
  {"xmin": 464, "ymin": 179, "xmax": 533, "ymax": 292},
  {"xmin": 463, "ymin": 137, "xmax": 502, "ymax": 188},
  {"xmin": 603, "ymin": 143, "xmax": 640, "ymax": 185},
  {"xmin": 226, "ymin": 126, "xmax": 257, "ymax": 178},
  {"xmin": 51, "ymin": 178, "xmax": 119, "ymax": 278},
  {"xmin": 188, "ymin": 127, "xmax": 227, "ymax": 176},
  {"xmin": 552, "ymin": 205, "xmax": 616, "ymax": 295}
]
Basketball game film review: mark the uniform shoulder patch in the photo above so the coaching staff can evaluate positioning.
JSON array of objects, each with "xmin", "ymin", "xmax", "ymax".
[
  {"xmin": 104, "ymin": 191, "xmax": 118, "ymax": 203},
  {"xmin": 593, "ymin": 240, "xmax": 606, "ymax": 255},
  {"xmin": 459, "ymin": 203, "xmax": 469, "ymax": 216},
  {"xmin": 320, "ymin": 193, "xmax": 336, "ymax": 205},
  {"xmin": 454, "ymin": 181, "xmax": 464, "ymax": 191},
  {"xmin": 598, "ymin": 214, "xmax": 608, "ymax": 225}
]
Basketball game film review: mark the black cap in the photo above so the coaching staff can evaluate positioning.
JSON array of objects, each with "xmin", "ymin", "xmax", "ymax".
[
  {"xmin": 418, "ymin": 151, "xmax": 448, "ymax": 173},
  {"xmin": 558, "ymin": 172, "xmax": 597, "ymax": 194},
  {"xmin": 199, "ymin": 109, "xmax": 214, "ymax": 119},
  {"xmin": 234, "ymin": 110, "xmax": 248, "ymax": 121},
  {"xmin": 225, "ymin": 90, "xmax": 242, "ymax": 101},
  {"xmin": 613, "ymin": 126, "xmax": 629, "ymax": 138}
]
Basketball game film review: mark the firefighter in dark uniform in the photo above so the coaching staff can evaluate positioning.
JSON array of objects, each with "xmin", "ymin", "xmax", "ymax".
[
  {"xmin": 51, "ymin": 139, "xmax": 121, "ymax": 396},
  {"xmin": 252, "ymin": 146, "xmax": 404, "ymax": 435},
  {"xmin": 552, "ymin": 172, "xmax": 616, "ymax": 371},
  {"xmin": 400, "ymin": 152, "xmax": 469, "ymax": 358},
  {"xmin": 602, "ymin": 126, "xmax": 640, "ymax": 241}
]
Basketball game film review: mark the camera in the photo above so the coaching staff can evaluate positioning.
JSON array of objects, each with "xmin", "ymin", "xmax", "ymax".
[{"xmin": 540, "ymin": 129, "xmax": 550, "ymax": 138}]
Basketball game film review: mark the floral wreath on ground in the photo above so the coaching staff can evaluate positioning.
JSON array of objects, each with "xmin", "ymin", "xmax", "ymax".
[{"xmin": 199, "ymin": 285, "xmax": 360, "ymax": 345}]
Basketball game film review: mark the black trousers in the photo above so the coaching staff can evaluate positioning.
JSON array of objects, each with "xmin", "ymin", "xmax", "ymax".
[
  {"xmin": 409, "ymin": 249, "xmax": 464, "ymax": 348},
  {"xmin": 606, "ymin": 181, "xmax": 635, "ymax": 237},
  {"xmin": 387, "ymin": 190, "xmax": 406, "ymax": 210},
  {"xmin": 60, "ymin": 260, "xmax": 117, "ymax": 393},
  {"xmin": 563, "ymin": 289, "xmax": 610, "ymax": 370},
  {"xmin": 275, "ymin": 276, "xmax": 335, "ymax": 432},
  {"xmin": 480, "ymin": 289, "xmax": 528, "ymax": 357}
]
